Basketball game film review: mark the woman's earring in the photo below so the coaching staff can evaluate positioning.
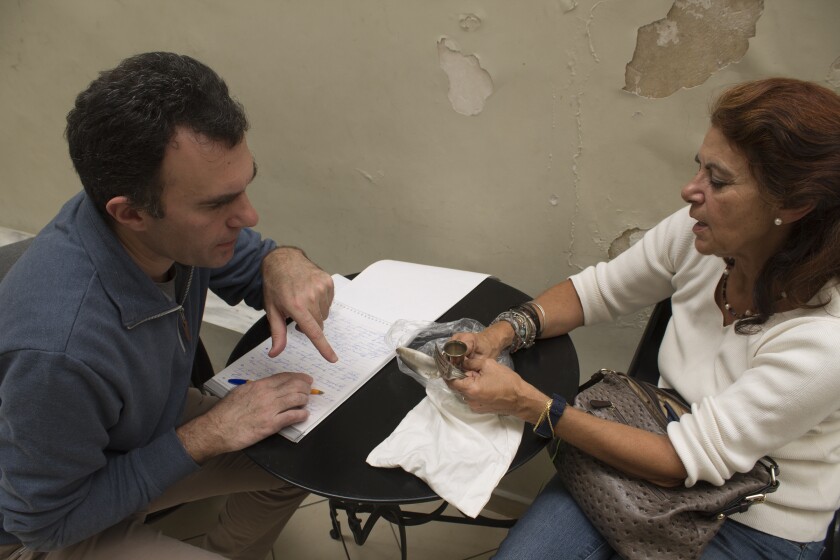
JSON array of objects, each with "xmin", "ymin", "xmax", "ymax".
[{"xmin": 774, "ymin": 218, "xmax": 783, "ymax": 226}]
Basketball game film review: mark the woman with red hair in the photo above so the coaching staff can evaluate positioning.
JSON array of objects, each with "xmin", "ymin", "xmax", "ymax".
[{"xmin": 453, "ymin": 78, "xmax": 840, "ymax": 559}]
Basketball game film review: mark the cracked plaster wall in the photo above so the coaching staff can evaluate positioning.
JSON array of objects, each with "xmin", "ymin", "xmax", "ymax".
[
  {"xmin": 437, "ymin": 37, "xmax": 494, "ymax": 116},
  {"xmin": 625, "ymin": 0, "xmax": 765, "ymax": 98},
  {"xmin": 1, "ymin": 0, "xmax": 839, "ymax": 505}
]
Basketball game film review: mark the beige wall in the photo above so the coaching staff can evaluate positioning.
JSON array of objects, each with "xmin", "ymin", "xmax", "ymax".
[{"xmin": 2, "ymin": 0, "xmax": 839, "ymax": 504}]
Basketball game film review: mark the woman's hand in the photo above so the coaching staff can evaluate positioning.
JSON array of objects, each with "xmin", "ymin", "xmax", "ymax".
[
  {"xmin": 452, "ymin": 321, "xmax": 515, "ymax": 361},
  {"xmin": 450, "ymin": 360, "xmax": 688, "ymax": 486},
  {"xmin": 447, "ymin": 358, "xmax": 547, "ymax": 423}
]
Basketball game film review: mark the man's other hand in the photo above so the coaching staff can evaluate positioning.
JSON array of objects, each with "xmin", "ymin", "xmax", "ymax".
[{"xmin": 176, "ymin": 372, "xmax": 313, "ymax": 462}]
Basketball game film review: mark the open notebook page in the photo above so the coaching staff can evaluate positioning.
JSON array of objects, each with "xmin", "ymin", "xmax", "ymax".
[
  {"xmin": 203, "ymin": 299, "xmax": 393, "ymax": 441},
  {"xmin": 203, "ymin": 260, "xmax": 489, "ymax": 441}
]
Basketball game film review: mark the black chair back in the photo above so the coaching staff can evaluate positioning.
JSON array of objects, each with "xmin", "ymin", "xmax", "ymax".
[
  {"xmin": 0, "ymin": 237, "xmax": 35, "ymax": 282},
  {"xmin": 626, "ymin": 299, "xmax": 671, "ymax": 383}
]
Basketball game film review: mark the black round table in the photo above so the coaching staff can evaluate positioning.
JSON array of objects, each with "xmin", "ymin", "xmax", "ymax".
[{"xmin": 227, "ymin": 276, "xmax": 579, "ymax": 557}]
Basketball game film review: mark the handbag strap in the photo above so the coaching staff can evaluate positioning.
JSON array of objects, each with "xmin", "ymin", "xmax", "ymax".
[{"xmin": 710, "ymin": 457, "xmax": 780, "ymax": 519}]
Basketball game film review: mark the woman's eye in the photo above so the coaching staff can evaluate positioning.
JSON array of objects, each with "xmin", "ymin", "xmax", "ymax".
[{"xmin": 709, "ymin": 177, "xmax": 728, "ymax": 189}]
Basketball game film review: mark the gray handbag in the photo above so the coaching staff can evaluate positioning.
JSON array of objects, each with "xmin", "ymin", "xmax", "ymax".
[{"xmin": 553, "ymin": 369, "xmax": 779, "ymax": 560}]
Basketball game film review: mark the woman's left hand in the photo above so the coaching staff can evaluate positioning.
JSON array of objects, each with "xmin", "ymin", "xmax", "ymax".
[{"xmin": 451, "ymin": 321, "xmax": 513, "ymax": 361}]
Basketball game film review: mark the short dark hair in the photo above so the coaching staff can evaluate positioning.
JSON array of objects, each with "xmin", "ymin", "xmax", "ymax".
[
  {"xmin": 65, "ymin": 52, "xmax": 249, "ymax": 217},
  {"xmin": 710, "ymin": 78, "xmax": 840, "ymax": 332}
]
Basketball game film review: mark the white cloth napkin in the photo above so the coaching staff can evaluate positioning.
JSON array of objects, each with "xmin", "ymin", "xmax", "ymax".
[{"xmin": 366, "ymin": 380, "xmax": 523, "ymax": 518}]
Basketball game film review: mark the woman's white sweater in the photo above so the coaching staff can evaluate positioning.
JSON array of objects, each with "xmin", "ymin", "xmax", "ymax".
[{"xmin": 571, "ymin": 205, "xmax": 840, "ymax": 542}]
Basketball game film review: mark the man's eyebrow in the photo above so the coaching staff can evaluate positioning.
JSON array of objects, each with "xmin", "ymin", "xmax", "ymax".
[
  {"xmin": 200, "ymin": 192, "xmax": 240, "ymax": 206},
  {"xmin": 200, "ymin": 158, "xmax": 259, "ymax": 206}
]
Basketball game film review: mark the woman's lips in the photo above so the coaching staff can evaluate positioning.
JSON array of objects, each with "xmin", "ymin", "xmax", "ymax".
[{"xmin": 692, "ymin": 220, "xmax": 709, "ymax": 234}]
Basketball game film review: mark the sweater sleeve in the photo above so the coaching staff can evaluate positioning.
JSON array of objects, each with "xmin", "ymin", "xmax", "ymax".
[
  {"xmin": 0, "ymin": 350, "xmax": 199, "ymax": 550},
  {"xmin": 570, "ymin": 207, "xmax": 694, "ymax": 324},
  {"xmin": 667, "ymin": 314, "xmax": 840, "ymax": 487},
  {"xmin": 208, "ymin": 227, "xmax": 277, "ymax": 310}
]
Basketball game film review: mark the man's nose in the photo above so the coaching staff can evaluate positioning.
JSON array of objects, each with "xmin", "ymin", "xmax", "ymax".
[{"xmin": 229, "ymin": 193, "xmax": 259, "ymax": 228}]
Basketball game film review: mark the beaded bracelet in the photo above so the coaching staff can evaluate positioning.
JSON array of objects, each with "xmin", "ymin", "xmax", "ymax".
[
  {"xmin": 491, "ymin": 307, "xmax": 537, "ymax": 352},
  {"xmin": 491, "ymin": 311, "xmax": 527, "ymax": 352},
  {"xmin": 518, "ymin": 309, "xmax": 537, "ymax": 348},
  {"xmin": 517, "ymin": 303, "xmax": 542, "ymax": 338}
]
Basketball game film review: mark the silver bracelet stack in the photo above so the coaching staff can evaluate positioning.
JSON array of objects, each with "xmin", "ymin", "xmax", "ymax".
[{"xmin": 490, "ymin": 301, "xmax": 545, "ymax": 353}]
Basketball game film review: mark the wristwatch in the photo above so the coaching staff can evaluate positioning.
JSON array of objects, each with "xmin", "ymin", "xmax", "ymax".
[{"xmin": 533, "ymin": 394, "xmax": 567, "ymax": 439}]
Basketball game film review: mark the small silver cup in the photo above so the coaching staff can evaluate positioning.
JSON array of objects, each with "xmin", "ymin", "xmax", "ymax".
[
  {"xmin": 442, "ymin": 340, "xmax": 468, "ymax": 369},
  {"xmin": 433, "ymin": 339, "xmax": 468, "ymax": 380}
]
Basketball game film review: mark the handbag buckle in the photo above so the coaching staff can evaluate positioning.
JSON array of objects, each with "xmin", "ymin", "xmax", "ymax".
[{"xmin": 715, "ymin": 493, "xmax": 767, "ymax": 519}]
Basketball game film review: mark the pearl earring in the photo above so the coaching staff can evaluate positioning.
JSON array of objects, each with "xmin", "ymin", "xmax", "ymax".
[{"xmin": 774, "ymin": 218, "xmax": 783, "ymax": 226}]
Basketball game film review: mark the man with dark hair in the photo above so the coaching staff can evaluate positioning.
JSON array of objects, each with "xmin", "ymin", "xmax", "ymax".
[{"xmin": 0, "ymin": 52, "xmax": 338, "ymax": 559}]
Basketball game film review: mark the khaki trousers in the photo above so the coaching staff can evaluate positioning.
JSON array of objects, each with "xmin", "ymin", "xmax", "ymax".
[{"xmin": 0, "ymin": 389, "xmax": 307, "ymax": 560}]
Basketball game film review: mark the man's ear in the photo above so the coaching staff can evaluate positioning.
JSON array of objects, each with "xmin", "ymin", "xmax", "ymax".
[
  {"xmin": 105, "ymin": 196, "xmax": 150, "ymax": 231},
  {"xmin": 779, "ymin": 202, "xmax": 816, "ymax": 225}
]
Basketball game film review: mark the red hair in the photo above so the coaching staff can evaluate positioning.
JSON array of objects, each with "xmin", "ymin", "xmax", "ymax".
[{"xmin": 711, "ymin": 78, "xmax": 840, "ymax": 331}]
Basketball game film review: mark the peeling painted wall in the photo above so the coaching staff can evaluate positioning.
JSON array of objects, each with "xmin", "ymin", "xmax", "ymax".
[
  {"xmin": 828, "ymin": 56, "xmax": 840, "ymax": 88},
  {"xmin": 1, "ymin": 0, "xmax": 839, "ymax": 504},
  {"xmin": 625, "ymin": 0, "xmax": 765, "ymax": 98},
  {"xmin": 437, "ymin": 37, "xmax": 494, "ymax": 116}
]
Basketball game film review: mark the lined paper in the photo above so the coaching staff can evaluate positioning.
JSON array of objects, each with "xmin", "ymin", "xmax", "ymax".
[{"xmin": 203, "ymin": 260, "xmax": 489, "ymax": 442}]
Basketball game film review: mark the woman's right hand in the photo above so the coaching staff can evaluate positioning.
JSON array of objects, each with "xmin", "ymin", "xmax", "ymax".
[
  {"xmin": 447, "ymin": 358, "xmax": 547, "ymax": 423},
  {"xmin": 452, "ymin": 321, "xmax": 515, "ymax": 360}
]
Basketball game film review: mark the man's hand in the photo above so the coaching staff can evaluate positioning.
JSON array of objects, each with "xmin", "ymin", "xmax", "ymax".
[
  {"xmin": 176, "ymin": 372, "xmax": 313, "ymax": 463},
  {"xmin": 262, "ymin": 246, "xmax": 337, "ymax": 362}
]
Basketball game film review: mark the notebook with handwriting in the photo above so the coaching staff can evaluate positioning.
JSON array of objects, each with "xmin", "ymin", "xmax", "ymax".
[{"xmin": 203, "ymin": 260, "xmax": 489, "ymax": 442}]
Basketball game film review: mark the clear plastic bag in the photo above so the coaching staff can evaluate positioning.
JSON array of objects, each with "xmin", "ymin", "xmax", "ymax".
[{"xmin": 386, "ymin": 318, "xmax": 513, "ymax": 389}]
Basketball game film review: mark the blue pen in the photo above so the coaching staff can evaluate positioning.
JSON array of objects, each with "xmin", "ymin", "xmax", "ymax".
[{"xmin": 227, "ymin": 378, "xmax": 248, "ymax": 386}]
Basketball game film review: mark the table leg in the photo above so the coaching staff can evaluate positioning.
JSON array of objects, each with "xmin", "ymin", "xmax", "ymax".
[
  {"xmin": 328, "ymin": 499, "xmax": 396, "ymax": 547},
  {"xmin": 328, "ymin": 500, "xmax": 342, "ymax": 540},
  {"xmin": 327, "ymin": 498, "xmax": 515, "ymax": 559},
  {"xmin": 329, "ymin": 499, "xmax": 409, "ymax": 559}
]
